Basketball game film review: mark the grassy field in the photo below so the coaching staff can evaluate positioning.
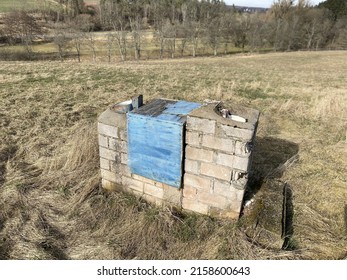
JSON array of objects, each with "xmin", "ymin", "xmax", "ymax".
[
  {"xmin": 0, "ymin": 51, "xmax": 346, "ymax": 260},
  {"xmin": 0, "ymin": 0, "xmax": 96, "ymax": 13},
  {"xmin": 0, "ymin": 34, "xmax": 249, "ymax": 62},
  {"xmin": 0, "ymin": 0, "xmax": 51, "ymax": 13}
]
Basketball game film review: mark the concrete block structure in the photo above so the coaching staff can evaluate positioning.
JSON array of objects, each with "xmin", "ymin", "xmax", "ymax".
[{"xmin": 98, "ymin": 98, "xmax": 259, "ymax": 219}]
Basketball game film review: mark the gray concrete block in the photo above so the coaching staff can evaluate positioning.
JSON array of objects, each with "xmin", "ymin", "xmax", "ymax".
[
  {"xmin": 187, "ymin": 116, "xmax": 216, "ymax": 134},
  {"xmin": 185, "ymin": 159, "xmax": 200, "ymax": 174},
  {"xmin": 186, "ymin": 146, "xmax": 214, "ymax": 163},
  {"xmin": 98, "ymin": 122, "xmax": 118, "ymax": 138},
  {"xmin": 200, "ymin": 162, "xmax": 232, "ymax": 182},
  {"xmin": 98, "ymin": 134, "xmax": 108, "ymax": 148},
  {"xmin": 98, "ymin": 108, "xmax": 127, "ymax": 129},
  {"xmin": 109, "ymin": 138, "xmax": 127, "ymax": 153},
  {"xmin": 233, "ymin": 156, "xmax": 250, "ymax": 172},
  {"xmin": 219, "ymin": 124, "xmax": 254, "ymax": 141},
  {"xmin": 100, "ymin": 158, "xmax": 110, "ymax": 170},
  {"xmin": 215, "ymin": 152, "xmax": 234, "ymax": 167},
  {"xmin": 202, "ymin": 134, "xmax": 234, "ymax": 154},
  {"xmin": 182, "ymin": 198, "xmax": 209, "ymax": 215},
  {"xmin": 99, "ymin": 147, "xmax": 119, "ymax": 161},
  {"xmin": 101, "ymin": 168, "xmax": 121, "ymax": 184}
]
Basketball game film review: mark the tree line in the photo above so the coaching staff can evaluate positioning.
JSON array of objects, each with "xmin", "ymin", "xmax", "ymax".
[{"xmin": 1, "ymin": 0, "xmax": 347, "ymax": 61}]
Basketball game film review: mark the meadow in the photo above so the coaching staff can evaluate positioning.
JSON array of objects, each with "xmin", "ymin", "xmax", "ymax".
[
  {"xmin": 0, "ymin": 51, "xmax": 346, "ymax": 259},
  {"xmin": 0, "ymin": 0, "xmax": 46, "ymax": 12},
  {"xmin": 0, "ymin": 0, "xmax": 96, "ymax": 13}
]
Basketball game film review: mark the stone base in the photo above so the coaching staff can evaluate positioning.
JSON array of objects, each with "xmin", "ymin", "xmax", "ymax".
[{"xmin": 98, "ymin": 100, "xmax": 259, "ymax": 219}]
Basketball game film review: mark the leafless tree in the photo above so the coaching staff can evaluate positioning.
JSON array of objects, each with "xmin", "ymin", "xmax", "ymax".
[
  {"xmin": 70, "ymin": 30, "xmax": 84, "ymax": 62},
  {"xmin": 205, "ymin": 17, "xmax": 223, "ymax": 56},
  {"xmin": 165, "ymin": 20, "xmax": 177, "ymax": 59},
  {"xmin": 176, "ymin": 21, "xmax": 190, "ymax": 57},
  {"xmin": 58, "ymin": 0, "xmax": 85, "ymax": 19},
  {"xmin": 129, "ymin": 14, "xmax": 143, "ymax": 60},
  {"xmin": 302, "ymin": 8, "xmax": 333, "ymax": 50},
  {"xmin": 152, "ymin": 2, "xmax": 167, "ymax": 59},
  {"xmin": 53, "ymin": 27, "xmax": 69, "ymax": 61},
  {"xmin": 111, "ymin": 18, "xmax": 129, "ymax": 61},
  {"xmin": 154, "ymin": 19, "xmax": 177, "ymax": 59},
  {"xmin": 67, "ymin": 14, "xmax": 95, "ymax": 62},
  {"xmin": 2, "ymin": 11, "xmax": 43, "ymax": 59},
  {"xmin": 100, "ymin": 0, "xmax": 129, "ymax": 61},
  {"xmin": 85, "ymin": 32, "xmax": 97, "ymax": 62}
]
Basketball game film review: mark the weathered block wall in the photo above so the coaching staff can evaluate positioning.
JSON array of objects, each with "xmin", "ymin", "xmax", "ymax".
[
  {"xmin": 98, "ymin": 109, "xmax": 129, "ymax": 191},
  {"xmin": 182, "ymin": 103, "xmax": 259, "ymax": 218},
  {"xmin": 98, "ymin": 101, "xmax": 259, "ymax": 219},
  {"xmin": 98, "ymin": 108, "xmax": 182, "ymax": 206}
]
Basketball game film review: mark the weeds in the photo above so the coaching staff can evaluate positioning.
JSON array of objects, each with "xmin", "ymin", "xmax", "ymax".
[
  {"xmin": 236, "ymin": 86, "xmax": 268, "ymax": 100},
  {"xmin": 0, "ymin": 51, "xmax": 346, "ymax": 259}
]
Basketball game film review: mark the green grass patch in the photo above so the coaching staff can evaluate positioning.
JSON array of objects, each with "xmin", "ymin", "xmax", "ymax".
[{"xmin": 236, "ymin": 85, "xmax": 268, "ymax": 100}]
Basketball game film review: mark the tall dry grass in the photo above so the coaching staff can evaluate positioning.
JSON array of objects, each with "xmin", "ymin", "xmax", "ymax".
[{"xmin": 0, "ymin": 51, "xmax": 346, "ymax": 259}]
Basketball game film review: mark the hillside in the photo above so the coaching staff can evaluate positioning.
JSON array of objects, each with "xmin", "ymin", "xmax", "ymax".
[
  {"xmin": 0, "ymin": 51, "xmax": 346, "ymax": 260},
  {"xmin": 0, "ymin": 0, "xmax": 63, "ymax": 13}
]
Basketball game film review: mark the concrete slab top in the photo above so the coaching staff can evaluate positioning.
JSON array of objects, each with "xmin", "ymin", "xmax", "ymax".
[
  {"xmin": 189, "ymin": 102, "xmax": 260, "ymax": 130},
  {"xmin": 130, "ymin": 99, "xmax": 202, "ymax": 124},
  {"xmin": 98, "ymin": 108, "xmax": 127, "ymax": 128}
]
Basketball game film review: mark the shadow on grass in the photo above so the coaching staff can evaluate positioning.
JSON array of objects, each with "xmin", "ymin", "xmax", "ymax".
[
  {"xmin": 240, "ymin": 137, "xmax": 298, "ymax": 250},
  {"xmin": 35, "ymin": 214, "xmax": 69, "ymax": 260},
  {"xmin": 0, "ymin": 50, "xmax": 78, "ymax": 62},
  {"xmin": 0, "ymin": 237, "xmax": 13, "ymax": 260},
  {"xmin": 246, "ymin": 136, "xmax": 299, "ymax": 198}
]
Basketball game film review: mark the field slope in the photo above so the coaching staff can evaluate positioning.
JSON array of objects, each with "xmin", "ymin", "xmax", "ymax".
[
  {"xmin": 0, "ymin": 51, "xmax": 346, "ymax": 259},
  {"xmin": 0, "ymin": 0, "xmax": 62, "ymax": 13}
]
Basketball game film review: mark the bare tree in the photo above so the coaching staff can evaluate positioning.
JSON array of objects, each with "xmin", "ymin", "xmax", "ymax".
[
  {"xmin": 106, "ymin": 32, "xmax": 115, "ymax": 62},
  {"xmin": 58, "ymin": 0, "xmax": 85, "ymax": 19},
  {"xmin": 155, "ymin": 19, "xmax": 177, "ymax": 59},
  {"xmin": 85, "ymin": 32, "xmax": 97, "ymax": 62},
  {"xmin": 270, "ymin": 0, "xmax": 294, "ymax": 51},
  {"xmin": 53, "ymin": 27, "xmax": 69, "ymax": 61},
  {"xmin": 205, "ymin": 17, "xmax": 223, "ymax": 56},
  {"xmin": 176, "ymin": 21, "xmax": 190, "ymax": 57},
  {"xmin": 152, "ymin": 1, "xmax": 167, "ymax": 59},
  {"xmin": 165, "ymin": 21, "xmax": 177, "ymax": 59},
  {"xmin": 70, "ymin": 29, "xmax": 84, "ymax": 62},
  {"xmin": 2, "ymin": 11, "xmax": 43, "ymax": 59},
  {"xmin": 302, "ymin": 8, "xmax": 333, "ymax": 50},
  {"xmin": 67, "ymin": 14, "xmax": 95, "ymax": 62},
  {"xmin": 204, "ymin": 1, "xmax": 225, "ymax": 56},
  {"xmin": 228, "ymin": 14, "xmax": 252, "ymax": 51},
  {"xmin": 100, "ymin": 0, "xmax": 129, "ymax": 61},
  {"xmin": 154, "ymin": 28, "xmax": 165, "ymax": 59},
  {"xmin": 129, "ymin": 13, "xmax": 143, "ymax": 60},
  {"xmin": 187, "ymin": 20, "xmax": 202, "ymax": 57},
  {"xmin": 111, "ymin": 16, "xmax": 129, "ymax": 62}
]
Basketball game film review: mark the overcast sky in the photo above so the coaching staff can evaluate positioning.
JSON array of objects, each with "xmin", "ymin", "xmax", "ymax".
[{"xmin": 224, "ymin": 0, "xmax": 323, "ymax": 8}]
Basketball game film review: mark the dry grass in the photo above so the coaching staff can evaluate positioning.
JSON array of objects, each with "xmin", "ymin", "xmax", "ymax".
[
  {"xmin": 0, "ymin": 0, "xmax": 61, "ymax": 13},
  {"xmin": 1, "ymin": 32, "xmax": 247, "ymax": 62},
  {"xmin": 0, "ymin": 50, "xmax": 346, "ymax": 260}
]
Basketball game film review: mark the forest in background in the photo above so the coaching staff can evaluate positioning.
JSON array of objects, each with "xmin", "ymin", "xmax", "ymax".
[
  {"xmin": 0, "ymin": 0, "xmax": 347, "ymax": 61},
  {"xmin": 1, "ymin": 0, "xmax": 347, "ymax": 262}
]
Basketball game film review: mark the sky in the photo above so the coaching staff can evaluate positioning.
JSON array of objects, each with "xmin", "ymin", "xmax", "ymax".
[{"xmin": 224, "ymin": 0, "xmax": 323, "ymax": 8}]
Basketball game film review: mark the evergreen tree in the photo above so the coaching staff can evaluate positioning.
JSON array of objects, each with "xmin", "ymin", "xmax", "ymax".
[{"xmin": 318, "ymin": 0, "xmax": 347, "ymax": 20}]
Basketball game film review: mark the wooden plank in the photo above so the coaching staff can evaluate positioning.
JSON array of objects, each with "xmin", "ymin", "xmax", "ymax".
[
  {"xmin": 127, "ymin": 99, "xmax": 202, "ymax": 188},
  {"xmin": 163, "ymin": 100, "xmax": 202, "ymax": 116},
  {"xmin": 128, "ymin": 114, "xmax": 184, "ymax": 188},
  {"xmin": 133, "ymin": 99, "xmax": 176, "ymax": 117}
]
